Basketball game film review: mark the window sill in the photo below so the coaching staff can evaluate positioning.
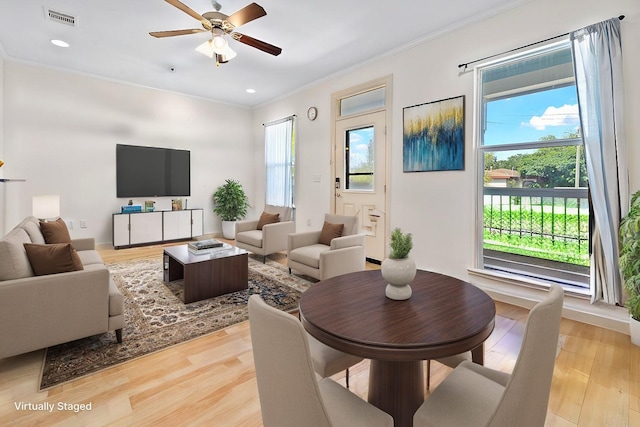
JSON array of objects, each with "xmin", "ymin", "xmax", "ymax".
[{"xmin": 468, "ymin": 267, "xmax": 630, "ymax": 335}]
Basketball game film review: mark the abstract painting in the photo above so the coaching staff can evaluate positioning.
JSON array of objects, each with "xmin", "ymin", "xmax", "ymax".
[{"xmin": 403, "ymin": 95, "xmax": 465, "ymax": 172}]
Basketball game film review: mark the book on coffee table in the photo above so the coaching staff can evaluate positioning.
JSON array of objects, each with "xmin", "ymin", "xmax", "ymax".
[{"xmin": 188, "ymin": 239, "xmax": 223, "ymax": 251}]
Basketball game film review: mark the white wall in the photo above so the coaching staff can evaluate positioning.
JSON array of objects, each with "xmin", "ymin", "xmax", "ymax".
[
  {"xmin": 2, "ymin": 62, "xmax": 254, "ymax": 242},
  {"xmin": 253, "ymin": 0, "xmax": 639, "ymax": 329}
]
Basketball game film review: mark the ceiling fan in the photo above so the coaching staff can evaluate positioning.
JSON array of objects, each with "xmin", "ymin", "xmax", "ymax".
[{"xmin": 150, "ymin": 0, "xmax": 282, "ymax": 66}]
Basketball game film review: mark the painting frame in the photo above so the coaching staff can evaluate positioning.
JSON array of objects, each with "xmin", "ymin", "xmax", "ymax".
[{"xmin": 402, "ymin": 95, "xmax": 465, "ymax": 172}]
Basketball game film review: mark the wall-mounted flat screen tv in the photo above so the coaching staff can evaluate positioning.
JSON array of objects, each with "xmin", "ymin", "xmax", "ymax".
[{"xmin": 116, "ymin": 144, "xmax": 191, "ymax": 198}]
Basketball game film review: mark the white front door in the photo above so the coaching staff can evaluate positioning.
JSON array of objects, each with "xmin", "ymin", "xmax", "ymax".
[{"xmin": 334, "ymin": 110, "xmax": 387, "ymax": 262}]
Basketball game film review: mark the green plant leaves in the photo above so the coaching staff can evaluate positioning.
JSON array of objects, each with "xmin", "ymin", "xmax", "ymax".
[
  {"xmin": 212, "ymin": 179, "xmax": 250, "ymax": 221},
  {"xmin": 389, "ymin": 227, "xmax": 413, "ymax": 259}
]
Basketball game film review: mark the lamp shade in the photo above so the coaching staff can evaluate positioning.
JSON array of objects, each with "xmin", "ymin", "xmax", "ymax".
[{"xmin": 32, "ymin": 195, "xmax": 60, "ymax": 219}]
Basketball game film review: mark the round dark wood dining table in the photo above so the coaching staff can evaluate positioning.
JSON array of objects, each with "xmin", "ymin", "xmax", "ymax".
[{"xmin": 299, "ymin": 269, "xmax": 496, "ymax": 427}]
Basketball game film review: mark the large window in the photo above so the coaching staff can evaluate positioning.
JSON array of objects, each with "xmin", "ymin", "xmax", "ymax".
[
  {"xmin": 265, "ymin": 116, "xmax": 295, "ymax": 208},
  {"xmin": 477, "ymin": 42, "xmax": 590, "ymax": 289}
]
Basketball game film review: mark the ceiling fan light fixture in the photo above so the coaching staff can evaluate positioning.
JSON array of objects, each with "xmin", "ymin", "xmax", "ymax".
[
  {"xmin": 195, "ymin": 39, "xmax": 215, "ymax": 58},
  {"xmin": 211, "ymin": 34, "xmax": 228, "ymax": 53}
]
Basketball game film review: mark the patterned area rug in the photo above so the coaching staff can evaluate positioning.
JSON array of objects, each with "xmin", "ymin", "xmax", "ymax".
[{"xmin": 39, "ymin": 257, "xmax": 312, "ymax": 390}]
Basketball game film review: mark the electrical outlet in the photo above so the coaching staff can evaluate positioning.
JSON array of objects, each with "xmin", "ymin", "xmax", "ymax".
[
  {"xmin": 68, "ymin": 220, "xmax": 74, "ymax": 230},
  {"xmin": 80, "ymin": 219, "xmax": 88, "ymax": 229},
  {"xmin": 306, "ymin": 219, "xmax": 311, "ymax": 227}
]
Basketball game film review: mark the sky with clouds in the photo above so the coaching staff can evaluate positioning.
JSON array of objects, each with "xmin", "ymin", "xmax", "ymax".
[{"xmin": 484, "ymin": 85, "xmax": 580, "ymax": 146}]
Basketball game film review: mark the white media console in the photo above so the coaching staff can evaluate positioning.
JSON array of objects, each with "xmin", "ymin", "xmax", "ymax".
[{"xmin": 112, "ymin": 209, "xmax": 204, "ymax": 249}]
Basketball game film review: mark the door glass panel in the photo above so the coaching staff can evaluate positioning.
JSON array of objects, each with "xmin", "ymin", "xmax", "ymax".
[{"xmin": 345, "ymin": 126, "xmax": 374, "ymax": 191}]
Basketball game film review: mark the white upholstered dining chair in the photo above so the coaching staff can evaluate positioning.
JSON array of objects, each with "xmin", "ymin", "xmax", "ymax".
[
  {"xmin": 248, "ymin": 295, "xmax": 392, "ymax": 427},
  {"xmin": 413, "ymin": 284, "xmax": 564, "ymax": 427}
]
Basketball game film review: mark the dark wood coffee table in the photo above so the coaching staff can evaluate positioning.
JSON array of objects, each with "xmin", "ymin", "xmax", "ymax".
[
  {"xmin": 299, "ymin": 269, "xmax": 496, "ymax": 427},
  {"xmin": 163, "ymin": 244, "xmax": 248, "ymax": 303}
]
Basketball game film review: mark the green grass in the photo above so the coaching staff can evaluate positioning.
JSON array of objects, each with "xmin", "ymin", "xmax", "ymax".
[{"xmin": 483, "ymin": 205, "xmax": 589, "ymax": 266}]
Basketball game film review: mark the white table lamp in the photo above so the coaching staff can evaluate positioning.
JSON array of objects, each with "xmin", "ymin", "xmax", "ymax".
[{"xmin": 33, "ymin": 195, "xmax": 60, "ymax": 220}]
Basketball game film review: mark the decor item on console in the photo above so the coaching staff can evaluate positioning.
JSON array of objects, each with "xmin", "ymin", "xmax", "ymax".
[
  {"xmin": 145, "ymin": 200, "xmax": 156, "ymax": 212},
  {"xmin": 213, "ymin": 179, "xmax": 250, "ymax": 239},
  {"xmin": 381, "ymin": 227, "xmax": 415, "ymax": 300},
  {"xmin": 618, "ymin": 190, "xmax": 640, "ymax": 346},
  {"xmin": 171, "ymin": 198, "xmax": 183, "ymax": 211}
]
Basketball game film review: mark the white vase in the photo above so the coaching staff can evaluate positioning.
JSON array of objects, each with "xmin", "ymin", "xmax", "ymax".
[
  {"xmin": 630, "ymin": 315, "xmax": 640, "ymax": 347},
  {"xmin": 222, "ymin": 220, "xmax": 237, "ymax": 240},
  {"xmin": 381, "ymin": 257, "xmax": 416, "ymax": 300}
]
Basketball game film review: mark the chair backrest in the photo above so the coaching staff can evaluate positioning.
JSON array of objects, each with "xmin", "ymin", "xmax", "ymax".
[
  {"xmin": 324, "ymin": 214, "xmax": 359, "ymax": 236},
  {"xmin": 248, "ymin": 295, "xmax": 332, "ymax": 427},
  {"xmin": 489, "ymin": 284, "xmax": 564, "ymax": 427},
  {"xmin": 265, "ymin": 205, "xmax": 293, "ymax": 222}
]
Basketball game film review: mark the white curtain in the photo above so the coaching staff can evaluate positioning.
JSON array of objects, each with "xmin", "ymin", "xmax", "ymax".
[
  {"xmin": 571, "ymin": 18, "xmax": 628, "ymax": 305},
  {"xmin": 264, "ymin": 117, "xmax": 295, "ymax": 208}
]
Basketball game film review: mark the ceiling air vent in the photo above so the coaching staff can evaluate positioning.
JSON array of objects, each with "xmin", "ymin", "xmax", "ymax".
[{"xmin": 45, "ymin": 8, "xmax": 76, "ymax": 27}]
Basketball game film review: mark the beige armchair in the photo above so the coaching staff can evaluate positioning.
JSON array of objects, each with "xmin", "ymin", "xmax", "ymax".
[
  {"xmin": 236, "ymin": 205, "xmax": 295, "ymax": 263},
  {"xmin": 248, "ymin": 295, "xmax": 393, "ymax": 427},
  {"xmin": 287, "ymin": 214, "xmax": 365, "ymax": 281}
]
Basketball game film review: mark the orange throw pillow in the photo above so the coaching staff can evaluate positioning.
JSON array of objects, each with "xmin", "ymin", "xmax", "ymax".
[
  {"xmin": 257, "ymin": 212, "xmax": 280, "ymax": 230},
  {"xmin": 40, "ymin": 218, "xmax": 72, "ymax": 244},
  {"xmin": 24, "ymin": 243, "xmax": 84, "ymax": 276},
  {"xmin": 318, "ymin": 221, "xmax": 344, "ymax": 246}
]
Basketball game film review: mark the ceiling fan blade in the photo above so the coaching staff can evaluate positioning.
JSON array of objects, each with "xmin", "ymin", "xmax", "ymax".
[
  {"xmin": 164, "ymin": 0, "xmax": 206, "ymax": 22},
  {"xmin": 226, "ymin": 3, "xmax": 266, "ymax": 28},
  {"xmin": 149, "ymin": 29, "xmax": 207, "ymax": 38},
  {"xmin": 233, "ymin": 33, "xmax": 282, "ymax": 56}
]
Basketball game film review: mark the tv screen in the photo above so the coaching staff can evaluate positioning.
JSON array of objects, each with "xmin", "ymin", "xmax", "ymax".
[{"xmin": 116, "ymin": 144, "xmax": 191, "ymax": 198}]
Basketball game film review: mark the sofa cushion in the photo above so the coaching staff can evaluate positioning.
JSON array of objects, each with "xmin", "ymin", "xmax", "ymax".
[
  {"xmin": 24, "ymin": 243, "xmax": 84, "ymax": 276},
  {"xmin": 257, "ymin": 211, "xmax": 280, "ymax": 230},
  {"xmin": 40, "ymin": 218, "xmax": 72, "ymax": 244},
  {"xmin": 19, "ymin": 217, "xmax": 46, "ymax": 244},
  {"xmin": 237, "ymin": 229, "xmax": 263, "ymax": 248},
  {"xmin": 289, "ymin": 244, "xmax": 330, "ymax": 269},
  {"xmin": 319, "ymin": 222, "xmax": 344, "ymax": 246},
  {"xmin": 77, "ymin": 250, "xmax": 105, "ymax": 266},
  {"xmin": 0, "ymin": 228, "xmax": 35, "ymax": 280}
]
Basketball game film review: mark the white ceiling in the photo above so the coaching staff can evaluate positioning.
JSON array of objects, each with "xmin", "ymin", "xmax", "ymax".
[{"xmin": 0, "ymin": 0, "xmax": 526, "ymax": 107}]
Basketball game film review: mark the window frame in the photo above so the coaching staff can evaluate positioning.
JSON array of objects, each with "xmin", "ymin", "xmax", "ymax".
[{"xmin": 474, "ymin": 40, "xmax": 590, "ymax": 290}]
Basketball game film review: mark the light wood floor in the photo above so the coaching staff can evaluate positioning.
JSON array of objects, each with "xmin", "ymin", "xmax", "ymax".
[{"xmin": 1, "ymin": 242, "xmax": 639, "ymax": 426}]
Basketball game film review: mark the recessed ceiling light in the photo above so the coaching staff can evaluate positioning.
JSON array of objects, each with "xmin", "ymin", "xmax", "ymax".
[
  {"xmin": 50, "ymin": 39, "xmax": 70, "ymax": 48},
  {"xmin": 246, "ymin": 88, "xmax": 256, "ymax": 94}
]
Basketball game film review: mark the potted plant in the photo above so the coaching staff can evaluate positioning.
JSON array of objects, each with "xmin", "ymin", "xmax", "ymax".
[
  {"xmin": 619, "ymin": 190, "xmax": 640, "ymax": 346},
  {"xmin": 381, "ymin": 228, "xmax": 416, "ymax": 300},
  {"xmin": 212, "ymin": 179, "xmax": 250, "ymax": 239}
]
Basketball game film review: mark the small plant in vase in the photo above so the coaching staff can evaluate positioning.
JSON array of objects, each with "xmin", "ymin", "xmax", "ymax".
[
  {"xmin": 212, "ymin": 179, "xmax": 250, "ymax": 239},
  {"xmin": 382, "ymin": 228, "xmax": 416, "ymax": 300},
  {"xmin": 619, "ymin": 190, "xmax": 640, "ymax": 346}
]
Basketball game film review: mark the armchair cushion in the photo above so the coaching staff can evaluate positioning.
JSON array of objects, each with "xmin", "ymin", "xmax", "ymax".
[
  {"xmin": 289, "ymin": 244, "xmax": 330, "ymax": 269},
  {"xmin": 257, "ymin": 211, "xmax": 279, "ymax": 230},
  {"xmin": 40, "ymin": 218, "xmax": 72, "ymax": 244},
  {"xmin": 238, "ymin": 229, "xmax": 264, "ymax": 248},
  {"xmin": 319, "ymin": 221, "xmax": 344, "ymax": 245},
  {"xmin": 24, "ymin": 243, "xmax": 84, "ymax": 276}
]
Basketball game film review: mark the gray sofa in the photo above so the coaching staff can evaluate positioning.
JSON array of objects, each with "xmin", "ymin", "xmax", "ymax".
[{"xmin": 0, "ymin": 217, "xmax": 124, "ymax": 359}]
